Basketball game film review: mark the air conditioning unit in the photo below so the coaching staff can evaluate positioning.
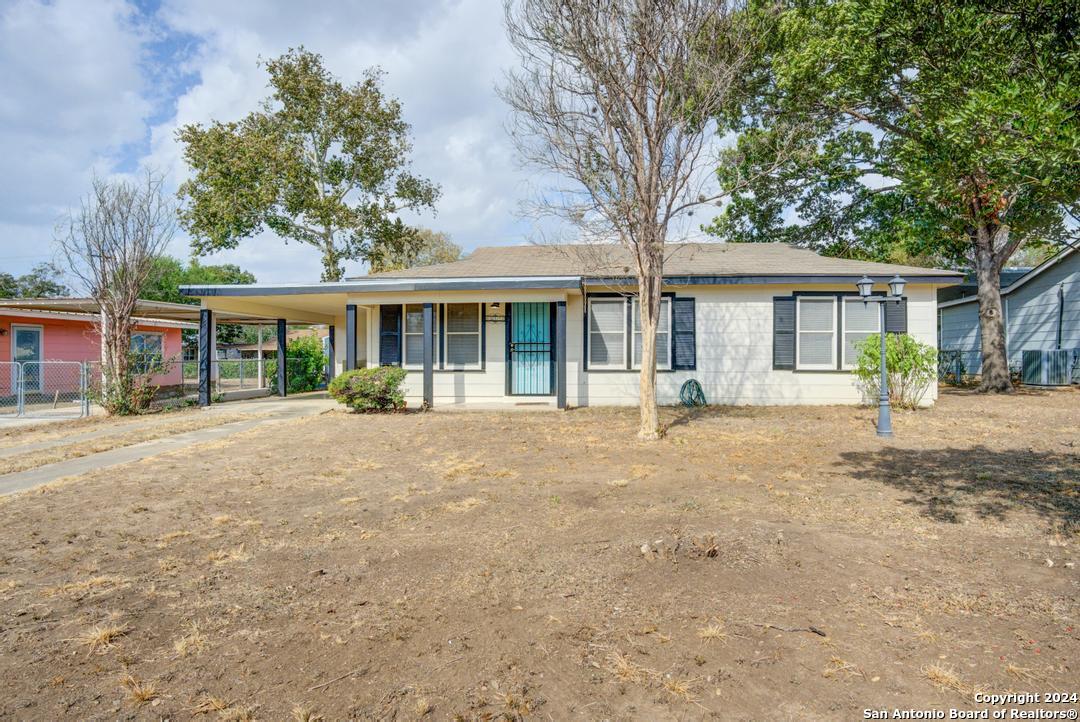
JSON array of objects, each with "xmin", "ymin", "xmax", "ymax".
[{"xmin": 1021, "ymin": 349, "xmax": 1075, "ymax": 386}]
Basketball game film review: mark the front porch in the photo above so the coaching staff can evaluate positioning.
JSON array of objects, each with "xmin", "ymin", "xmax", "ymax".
[{"xmin": 191, "ymin": 287, "xmax": 573, "ymax": 410}]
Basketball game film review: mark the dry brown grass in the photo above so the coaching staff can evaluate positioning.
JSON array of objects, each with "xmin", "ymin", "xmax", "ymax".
[
  {"xmin": 697, "ymin": 619, "xmax": 727, "ymax": 644},
  {"xmin": 662, "ymin": 676, "xmax": 700, "ymax": 701},
  {"xmin": 823, "ymin": 656, "xmax": 864, "ymax": 679},
  {"xmin": 41, "ymin": 575, "xmax": 124, "ymax": 598},
  {"xmin": 120, "ymin": 674, "xmax": 157, "ymax": 704},
  {"xmin": 74, "ymin": 622, "xmax": 128, "ymax": 654},
  {"xmin": 291, "ymin": 705, "xmax": 325, "ymax": 722},
  {"xmin": 0, "ymin": 413, "xmax": 247, "ymax": 476},
  {"xmin": 190, "ymin": 694, "xmax": 231, "ymax": 715},
  {"xmin": 605, "ymin": 651, "xmax": 655, "ymax": 684},
  {"xmin": 173, "ymin": 621, "xmax": 207, "ymax": 657},
  {"xmin": 444, "ymin": 497, "xmax": 485, "ymax": 513},
  {"xmin": 922, "ymin": 664, "xmax": 980, "ymax": 699},
  {"xmin": 206, "ymin": 545, "xmax": 251, "ymax": 565}
]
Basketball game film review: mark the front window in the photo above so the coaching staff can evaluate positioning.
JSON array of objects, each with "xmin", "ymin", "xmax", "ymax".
[
  {"xmin": 131, "ymin": 332, "xmax": 164, "ymax": 374},
  {"xmin": 588, "ymin": 299, "xmax": 626, "ymax": 369},
  {"xmin": 632, "ymin": 298, "xmax": 671, "ymax": 370},
  {"xmin": 796, "ymin": 297, "xmax": 836, "ymax": 370},
  {"xmin": 403, "ymin": 304, "xmax": 431, "ymax": 369},
  {"xmin": 842, "ymin": 298, "xmax": 880, "ymax": 369},
  {"xmin": 444, "ymin": 303, "xmax": 481, "ymax": 368}
]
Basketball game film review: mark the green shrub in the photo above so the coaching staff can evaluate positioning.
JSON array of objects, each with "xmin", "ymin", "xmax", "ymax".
[
  {"xmin": 329, "ymin": 367, "xmax": 408, "ymax": 412},
  {"xmin": 853, "ymin": 333, "xmax": 937, "ymax": 410},
  {"xmin": 268, "ymin": 335, "xmax": 327, "ymax": 394}
]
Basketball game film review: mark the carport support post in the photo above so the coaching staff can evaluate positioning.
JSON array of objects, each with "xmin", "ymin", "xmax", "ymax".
[
  {"xmin": 326, "ymin": 325, "xmax": 335, "ymax": 385},
  {"xmin": 422, "ymin": 302, "xmax": 434, "ymax": 409},
  {"xmin": 345, "ymin": 304, "xmax": 357, "ymax": 371},
  {"xmin": 198, "ymin": 308, "xmax": 213, "ymax": 406},
  {"xmin": 277, "ymin": 318, "xmax": 287, "ymax": 397},
  {"xmin": 556, "ymin": 300, "xmax": 567, "ymax": 409}
]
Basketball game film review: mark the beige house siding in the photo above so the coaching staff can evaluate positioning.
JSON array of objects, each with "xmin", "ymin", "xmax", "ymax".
[{"xmin": 349, "ymin": 283, "xmax": 939, "ymax": 408}]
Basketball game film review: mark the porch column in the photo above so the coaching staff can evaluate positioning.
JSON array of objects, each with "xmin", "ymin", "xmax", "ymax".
[
  {"xmin": 276, "ymin": 318, "xmax": 287, "ymax": 397},
  {"xmin": 326, "ymin": 325, "xmax": 336, "ymax": 384},
  {"xmin": 422, "ymin": 302, "xmax": 434, "ymax": 408},
  {"xmin": 556, "ymin": 300, "xmax": 567, "ymax": 409},
  {"xmin": 345, "ymin": 304, "xmax": 357, "ymax": 370},
  {"xmin": 198, "ymin": 308, "xmax": 213, "ymax": 406}
]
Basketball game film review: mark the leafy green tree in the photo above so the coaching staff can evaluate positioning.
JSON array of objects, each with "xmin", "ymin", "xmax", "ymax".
[
  {"xmin": 368, "ymin": 228, "xmax": 462, "ymax": 272},
  {"xmin": 141, "ymin": 257, "xmax": 256, "ymax": 305},
  {"xmin": 177, "ymin": 48, "xmax": 440, "ymax": 281},
  {"xmin": 710, "ymin": 0, "xmax": 1080, "ymax": 391},
  {"xmin": 0, "ymin": 262, "xmax": 70, "ymax": 298},
  {"xmin": 141, "ymin": 256, "xmax": 257, "ymax": 344}
]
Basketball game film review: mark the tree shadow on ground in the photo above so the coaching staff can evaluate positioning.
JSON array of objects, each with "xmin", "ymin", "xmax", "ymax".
[{"xmin": 837, "ymin": 445, "xmax": 1079, "ymax": 532}]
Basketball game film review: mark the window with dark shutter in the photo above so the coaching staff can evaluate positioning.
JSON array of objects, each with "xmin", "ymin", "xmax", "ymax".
[
  {"xmin": 773, "ymin": 297, "xmax": 796, "ymax": 369},
  {"xmin": 672, "ymin": 297, "xmax": 696, "ymax": 370},
  {"xmin": 379, "ymin": 305, "xmax": 402, "ymax": 366},
  {"xmin": 884, "ymin": 297, "xmax": 908, "ymax": 334}
]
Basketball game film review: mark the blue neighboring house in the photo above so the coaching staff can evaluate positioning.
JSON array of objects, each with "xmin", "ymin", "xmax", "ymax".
[{"xmin": 937, "ymin": 244, "xmax": 1079, "ymax": 381}]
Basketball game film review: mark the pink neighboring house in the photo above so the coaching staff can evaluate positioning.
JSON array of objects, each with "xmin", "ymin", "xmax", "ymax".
[{"xmin": 0, "ymin": 306, "xmax": 191, "ymax": 391}]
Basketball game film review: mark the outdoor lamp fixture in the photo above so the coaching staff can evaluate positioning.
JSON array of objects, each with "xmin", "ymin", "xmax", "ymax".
[{"xmin": 857, "ymin": 275, "xmax": 907, "ymax": 438}]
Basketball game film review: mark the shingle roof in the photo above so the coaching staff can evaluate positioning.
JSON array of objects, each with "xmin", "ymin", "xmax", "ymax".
[{"xmin": 358, "ymin": 242, "xmax": 962, "ymax": 280}]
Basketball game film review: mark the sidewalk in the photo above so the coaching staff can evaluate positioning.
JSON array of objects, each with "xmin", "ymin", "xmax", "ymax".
[{"xmin": 0, "ymin": 393, "xmax": 336, "ymax": 496}]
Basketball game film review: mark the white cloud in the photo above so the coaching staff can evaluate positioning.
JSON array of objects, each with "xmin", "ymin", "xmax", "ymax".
[
  {"xmin": 143, "ymin": 0, "xmax": 542, "ymax": 282},
  {"xmin": 0, "ymin": 0, "xmax": 151, "ymax": 273},
  {"xmin": 1, "ymin": 0, "xmax": 721, "ymax": 287}
]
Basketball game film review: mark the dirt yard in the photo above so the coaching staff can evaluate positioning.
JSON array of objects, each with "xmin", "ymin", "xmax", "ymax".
[{"xmin": 0, "ymin": 388, "xmax": 1076, "ymax": 720}]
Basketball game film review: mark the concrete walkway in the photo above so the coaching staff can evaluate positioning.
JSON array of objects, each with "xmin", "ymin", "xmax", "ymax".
[{"xmin": 0, "ymin": 393, "xmax": 336, "ymax": 496}]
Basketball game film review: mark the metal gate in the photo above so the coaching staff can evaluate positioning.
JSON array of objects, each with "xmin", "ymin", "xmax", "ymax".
[
  {"xmin": 0, "ymin": 362, "xmax": 18, "ymax": 416},
  {"xmin": 0, "ymin": 361, "xmax": 88, "ymax": 418},
  {"xmin": 508, "ymin": 302, "xmax": 554, "ymax": 395}
]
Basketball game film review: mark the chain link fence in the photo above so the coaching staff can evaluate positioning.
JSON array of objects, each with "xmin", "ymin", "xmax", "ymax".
[
  {"xmin": 0, "ymin": 362, "xmax": 19, "ymax": 416},
  {"xmin": 0, "ymin": 361, "xmax": 89, "ymax": 419},
  {"xmin": 180, "ymin": 358, "xmax": 327, "ymax": 398}
]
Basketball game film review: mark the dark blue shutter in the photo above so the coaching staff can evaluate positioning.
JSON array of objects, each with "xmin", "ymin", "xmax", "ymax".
[
  {"xmin": 379, "ymin": 305, "xmax": 402, "ymax": 366},
  {"xmin": 673, "ymin": 297, "xmax": 696, "ymax": 370},
  {"xmin": 885, "ymin": 298, "xmax": 908, "ymax": 334},
  {"xmin": 773, "ymin": 297, "xmax": 796, "ymax": 369}
]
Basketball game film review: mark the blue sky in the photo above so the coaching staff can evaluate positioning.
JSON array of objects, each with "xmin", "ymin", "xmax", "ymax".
[{"xmin": 0, "ymin": 0, "xmax": 723, "ymax": 286}]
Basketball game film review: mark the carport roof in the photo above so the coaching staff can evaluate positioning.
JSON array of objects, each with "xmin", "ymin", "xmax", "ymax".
[{"xmin": 0, "ymin": 297, "xmax": 273, "ymax": 325}]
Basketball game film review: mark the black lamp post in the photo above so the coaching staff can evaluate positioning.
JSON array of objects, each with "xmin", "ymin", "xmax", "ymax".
[{"xmin": 857, "ymin": 274, "xmax": 906, "ymax": 437}]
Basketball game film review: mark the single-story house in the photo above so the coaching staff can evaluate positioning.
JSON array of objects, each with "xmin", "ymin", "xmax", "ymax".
[
  {"xmin": 0, "ymin": 298, "xmax": 197, "ymax": 394},
  {"xmin": 938, "ymin": 244, "xmax": 1078, "ymax": 380},
  {"xmin": 181, "ymin": 243, "xmax": 961, "ymax": 409}
]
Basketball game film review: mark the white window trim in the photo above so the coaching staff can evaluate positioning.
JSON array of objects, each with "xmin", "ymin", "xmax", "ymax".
[
  {"xmin": 402, "ymin": 304, "xmax": 430, "ymax": 370},
  {"xmin": 443, "ymin": 302, "xmax": 482, "ymax": 370},
  {"xmin": 795, "ymin": 296, "xmax": 837, "ymax": 371},
  {"xmin": 587, "ymin": 298, "xmax": 628, "ymax": 370},
  {"xmin": 631, "ymin": 298, "xmax": 673, "ymax": 371},
  {"xmin": 11, "ymin": 324, "xmax": 44, "ymax": 392},
  {"xmin": 841, "ymin": 298, "xmax": 880, "ymax": 370}
]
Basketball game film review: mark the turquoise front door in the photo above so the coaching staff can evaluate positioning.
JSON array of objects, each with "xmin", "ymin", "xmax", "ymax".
[{"xmin": 509, "ymin": 302, "xmax": 553, "ymax": 395}]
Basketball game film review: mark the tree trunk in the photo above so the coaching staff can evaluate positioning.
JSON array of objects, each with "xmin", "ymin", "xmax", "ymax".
[
  {"xmin": 320, "ymin": 233, "xmax": 345, "ymax": 282},
  {"xmin": 973, "ymin": 241, "xmax": 1012, "ymax": 393},
  {"xmin": 636, "ymin": 245, "xmax": 663, "ymax": 440}
]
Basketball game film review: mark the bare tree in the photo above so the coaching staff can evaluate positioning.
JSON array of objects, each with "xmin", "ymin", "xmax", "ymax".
[
  {"xmin": 502, "ymin": 0, "xmax": 756, "ymax": 439},
  {"xmin": 58, "ymin": 171, "xmax": 176, "ymax": 414}
]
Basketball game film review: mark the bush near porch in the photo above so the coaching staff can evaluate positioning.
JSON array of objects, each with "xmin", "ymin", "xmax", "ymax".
[
  {"xmin": 267, "ymin": 335, "xmax": 327, "ymax": 394},
  {"xmin": 328, "ymin": 366, "xmax": 407, "ymax": 411}
]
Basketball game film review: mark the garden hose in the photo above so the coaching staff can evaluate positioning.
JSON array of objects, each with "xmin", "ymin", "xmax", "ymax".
[{"xmin": 679, "ymin": 378, "xmax": 706, "ymax": 408}]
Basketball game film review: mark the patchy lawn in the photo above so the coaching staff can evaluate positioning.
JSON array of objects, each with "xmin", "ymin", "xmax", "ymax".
[
  {"xmin": 0, "ymin": 412, "xmax": 249, "ymax": 476},
  {"xmin": 0, "ymin": 388, "xmax": 1076, "ymax": 720}
]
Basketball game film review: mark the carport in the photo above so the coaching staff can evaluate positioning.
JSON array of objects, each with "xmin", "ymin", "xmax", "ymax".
[{"xmin": 179, "ymin": 285, "xmax": 351, "ymax": 406}]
